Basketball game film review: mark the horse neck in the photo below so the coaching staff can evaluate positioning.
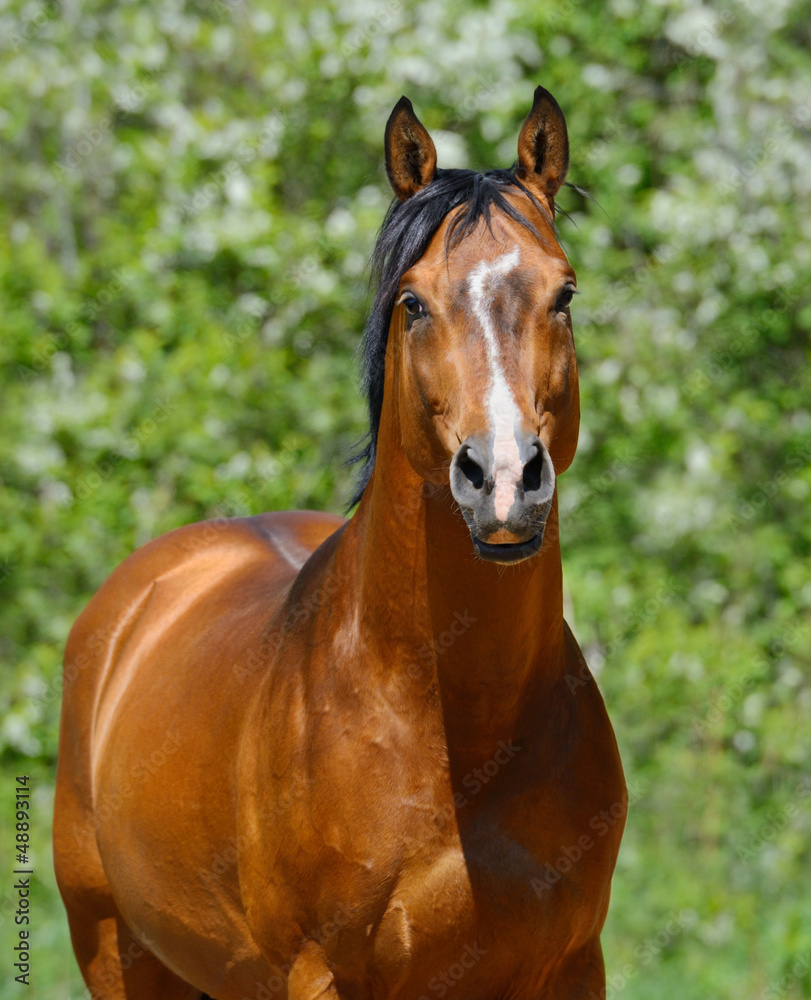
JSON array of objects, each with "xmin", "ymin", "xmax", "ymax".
[{"xmin": 341, "ymin": 431, "xmax": 568, "ymax": 754}]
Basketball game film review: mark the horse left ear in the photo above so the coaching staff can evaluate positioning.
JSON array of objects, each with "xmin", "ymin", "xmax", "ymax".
[
  {"xmin": 385, "ymin": 96, "xmax": 438, "ymax": 202},
  {"xmin": 516, "ymin": 86, "xmax": 569, "ymax": 215}
]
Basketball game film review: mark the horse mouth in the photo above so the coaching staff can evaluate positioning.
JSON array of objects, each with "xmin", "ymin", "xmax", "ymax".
[{"xmin": 472, "ymin": 532, "xmax": 543, "ymax": 565}]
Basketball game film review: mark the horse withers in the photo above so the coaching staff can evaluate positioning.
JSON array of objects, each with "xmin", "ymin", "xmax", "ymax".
[{"xmin": 54, "ymin": 86, "xmax": 626, "ymax": 1000}]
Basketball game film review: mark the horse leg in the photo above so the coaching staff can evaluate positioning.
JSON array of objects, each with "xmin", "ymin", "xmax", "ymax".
[
  {"xmin": 73, "ymin": 911, "xmax": 202, "ymax": 999},
  {"xmin": 287, "ymin": 940, "xmax": 340, "ymax": 1000},
  {"xmin": 59, "ymin": 888, "xmax": 202, "ymax": 999},
  {"xmin": 543, "ymin": 936, "xmax": 608, "ymax": 1000},
  {"xmin": 54, "ymin": 791, "xmax": 201, "ymax": 998}
]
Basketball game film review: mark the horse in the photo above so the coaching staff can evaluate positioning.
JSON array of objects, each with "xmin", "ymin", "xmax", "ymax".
[{"xmin": 54, "ymin": 86, "xmax": 626, "ymax": 1000}]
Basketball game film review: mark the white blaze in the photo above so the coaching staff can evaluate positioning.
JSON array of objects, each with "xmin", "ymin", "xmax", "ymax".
[{"xmin": 467, "ymin": 247, "xmax": 523, "ymax": 524}]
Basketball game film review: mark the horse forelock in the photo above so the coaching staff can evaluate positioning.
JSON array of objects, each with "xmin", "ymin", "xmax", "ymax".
[{"xmin": 347, "ymin": 167, "xmax": 560, "ymax": 508}]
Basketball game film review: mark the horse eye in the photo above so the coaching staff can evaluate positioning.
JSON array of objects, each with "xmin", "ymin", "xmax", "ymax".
[
  {"xmin": 398, "ymin": 293, "xmax": 426, "ymax": 319},
  {"xmin": 554, "ymin": 284, "xmax": 577, "ymax": 313}
]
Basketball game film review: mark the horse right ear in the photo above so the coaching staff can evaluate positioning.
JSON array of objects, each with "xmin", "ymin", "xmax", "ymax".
[
  {"xmin": 385, "ymin": 96, "xmax": 438, "ymax": 202},
  {"xmin": 515, "ymin": 86, "xmax": 569, "ymax": 216}
]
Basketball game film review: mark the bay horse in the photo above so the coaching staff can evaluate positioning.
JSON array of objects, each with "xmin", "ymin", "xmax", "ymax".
[{"xmin": 54, "ymin": 86, "xmax": 626, "ymax": 1000}]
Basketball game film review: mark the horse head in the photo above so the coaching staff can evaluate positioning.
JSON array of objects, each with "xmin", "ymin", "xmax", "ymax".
[{"xmin": 359, "ymin": 87, "xmax": 580, "ymax": 565}]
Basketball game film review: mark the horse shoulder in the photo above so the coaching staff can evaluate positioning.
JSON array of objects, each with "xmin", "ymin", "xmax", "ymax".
[
  {"xmin": 64, "ymin": 510, "xmax": 344, "ymax": 674},
  {"xmin": 60, "ymin": 509, "xmax": 346, "ymax": 797}
]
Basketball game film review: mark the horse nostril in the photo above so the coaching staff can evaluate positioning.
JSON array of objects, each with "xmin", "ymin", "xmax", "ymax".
[
  {"xmin": 458, "ymin": 450, "xmax": 485, "ymax": 490},
  {"xmin": 522, "ymin": 451, "xmax": 544, "ymax": 493}
]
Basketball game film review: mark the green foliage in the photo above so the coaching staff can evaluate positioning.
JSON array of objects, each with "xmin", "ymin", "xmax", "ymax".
[{"xmin": 1, "ymin": 0, "xmax": 809, "ymax": 996}]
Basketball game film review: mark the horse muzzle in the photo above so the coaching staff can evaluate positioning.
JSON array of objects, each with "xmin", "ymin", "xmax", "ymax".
[{"xmin": 450, "ymin": 433, "xmax": 556, "ymax": 564}]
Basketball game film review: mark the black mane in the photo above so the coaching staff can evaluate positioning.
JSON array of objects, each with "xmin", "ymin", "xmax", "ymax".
[{"xmin": 349, "ymin": 166, "xmax": 555, "ymax": 507}]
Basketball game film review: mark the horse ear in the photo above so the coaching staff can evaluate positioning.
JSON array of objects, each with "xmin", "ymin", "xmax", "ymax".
[
  {"xmin": 516, "ymin": 86, "xmax": 569, "ymax": 214},
  {"xmin": 385, "ymin": 96, "xmax": 438, "ymax": 202}
]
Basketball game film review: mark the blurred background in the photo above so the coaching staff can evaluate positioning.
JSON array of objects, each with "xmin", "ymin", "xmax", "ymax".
[{"xmin": 1, "ymin": 0, "xmax": 810, "ymax": 996}]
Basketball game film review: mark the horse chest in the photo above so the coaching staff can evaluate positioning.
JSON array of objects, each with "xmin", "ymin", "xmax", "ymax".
[
  {"xmin": 368, "ymin": 814, "xmax": 605, "ymax": 1000},
  {"xmin": 254, "ymin": 664, "xmax": 623, "ymax": 996},
  {"xmin": 364, "ymin": 732, "xmax": 623, "ymax": 993}
]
